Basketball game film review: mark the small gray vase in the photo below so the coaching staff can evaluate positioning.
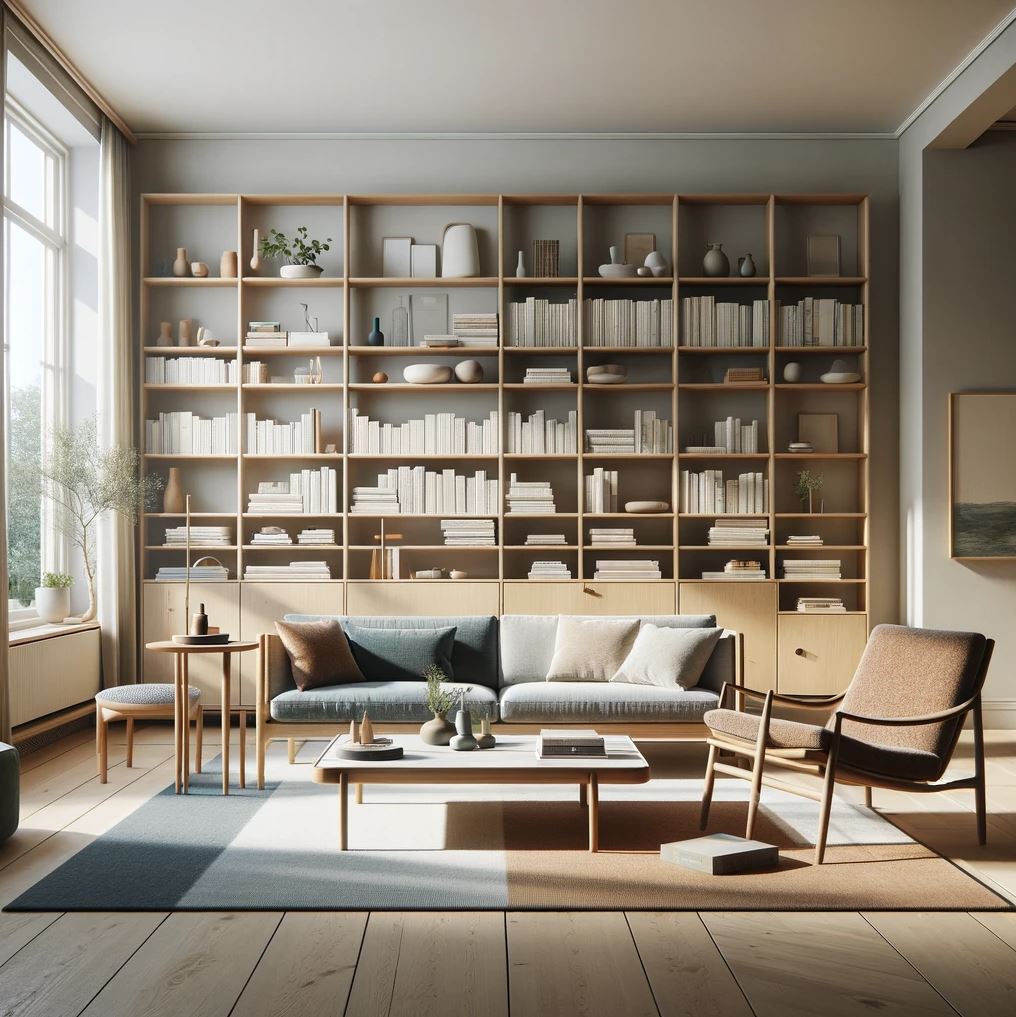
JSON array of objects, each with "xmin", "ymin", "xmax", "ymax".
[{"xmin": 450, "ymin": 707, "xmax": 478, "ymax": 751}]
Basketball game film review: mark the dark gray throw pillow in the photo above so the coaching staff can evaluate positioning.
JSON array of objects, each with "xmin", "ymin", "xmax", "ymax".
[{"xmin": 343, "ymin": 622, "xmax": 456, "ymax": 682}]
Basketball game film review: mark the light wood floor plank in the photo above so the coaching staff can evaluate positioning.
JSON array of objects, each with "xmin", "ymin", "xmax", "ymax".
[
  {"xmin": 702, "ymin": 912, "xmax": 955, "ymax": 1017},
  {"xmin": 16, "ymin": 729, "xmax": 94, "ymax": 773},
  {"xmin": 0, "ymin": 912, "xmax": 166, "ymax": 1017},
  {"xmin": 971, "ymin": 911, "xmax": 1016, "ymax": 952},
  {"xmin": 0, "ymin": 913, "xmax": 60, "ymax": 968},
  {"xmin": 19, "ymin": 741, "xmax": 127, "ymax": 821},
  {"xmin": 343, "ymin": 912, "xmax": 404, "ymax": 1017},
  {"xmin": 864, "ymin": 912, "xmax": 1016, "ymax": 1017},
  {"xmin": 388, "ymin": 913, "xmax": 507, "ymax": 1017},
  {"xmin": 228, "ymin": 912, "xmax": 366, "ymax": 1017},
  {"xmin": 627, "ymin": 912, "xmax": 754, "ymax": 1017},
  {"xmin": 78, "ymin": 912, "xmax": 281, "ymax": 1017},
  {"xmin": 507, "ymin": 912, "xmax": 659, "ymax": 1017}
]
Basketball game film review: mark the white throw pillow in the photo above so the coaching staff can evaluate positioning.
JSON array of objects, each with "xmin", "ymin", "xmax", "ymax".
[
  {"xmin": 545, "ymin": 616, "xmax": 640, "ymax": 683},
  {"xmin": 610, "ymin": 624, "xmax": 722, "ymax": 689}
]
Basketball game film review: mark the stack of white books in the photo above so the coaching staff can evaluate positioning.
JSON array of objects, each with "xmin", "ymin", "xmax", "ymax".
[
  {"xmin": 349, "ymin": 409, "xmax": 499, "ymax": 455},
  {"xmin": 359, "ymin": 468, "xmax": 499, "ymax": 515},
  {"xmin": 251, "ymin": 526, "xmax": 292, "ymax": 546},
  {"xmin": 243, "ymin": 561, "xmax": 331, "ymax": 581},
  {"xmin": 298, "ymin": 528, "xmax": 336, "ymax": 545},
  {"xmin": 707, "ymin": 519, "xmax": 769, "ymax": 547},
  {"xmin": 589, "ymin": 528, "xmax": 636, "ymax": 547},
  {"xmin": 155, "ymin": 563, "xmax": 229, "ymax": 582},
  {"xmin": 797, "ymin": 597, "xmax": 846, "ymax": 612},
  {"xmin": 528, "ymin": 560, "xmax": 572, "ymax": 579},
  {"xmin": 452, "ymin": 312, "xmax": 499, "ymax": 347},
  {"xmin": 783, "ymin": 559, "xmax": 842, "ymax": 580},
  {"xmin": 507, "ymin": 410, "xmax": 576, "ymax": 454},
  {"xmin": 525, "ymin": 534, "xmax": 567, "ymax": 546},
  {"xmin": 702, "ymin": 559, "xmax": 767, "ymax": 581},
  {"xmin": 583, "ymin": 297, "xmax": 673, "ymax": 348},
  {"xmin": 506, "ymin": 297, "xmax": 576, "ymax": 348},
  {"xmin": 247, "ymin": 469, "xmax": 338, "ymax": 515},
  {"xmin": 786, "ymin": 534, "xmax": 824, "ymax": 547},
  {"xmin": 585, "ymin": 429, "xmax": 635, "ymax": 454},
  {"xmin": 245, "ymin": 322, "xmax": 288, "ymax": 348},
  {"xmin": 163, "ymin": 526, "xmax": 232, "ymax": 547},
  {"xmin": 145, "ymin": 357, "xmax": 237, "ymax": 385},
  {"xmin": 440, "ymin": 519, "xmax": 496, "ymax": 546},
  {"xmin": 506, "ymin": 475, "xmax": 556, "ymax": 514},
  {"xmin": 584, "ymin": 468, "xmax": 619, "ymax": 513},
  {"xmin": 523, "ymin": 367, "xmax": 572, "ymax": 385},
  {"xmin": 350, "ymin": 487, "xmax": 400, "ymax": 514},
  {"xmin": 145, "ymin": 411, "xmax": 239, "ymax": 455},
  {"xmin": 243, "ymin": 361, "xmax": 270, "ymax": 384},
  {"xmin": 594, "ymin": 559, "xmax": 661, "ymax": 579},
  {"xmin": 244, "ymin": 410, "xmax": 320, "ymax": 455},
  {"xmin": 287, "ymin": 331, "xmax": 330, "ymax": 348},
  {"xmin": 537, "ymin": 729, "xmax": 605, "ymax": 759}
]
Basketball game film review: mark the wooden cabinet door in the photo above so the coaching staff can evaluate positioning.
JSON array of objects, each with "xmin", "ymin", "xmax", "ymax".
[
  {"xmin": 502, "ymin": 581, "xmax": 675, "ymax": 616},
  {"xmin": 679, "ymin": 581, "xmax": 776, "ymax": 692},
  {"xmin": 777, "ymin": 614, "xmax": 868, "ymax": 696},
  {"xmin": 346, "ymin": 581, "xmax": 500, "ymax": 617},
  {"xmin": 141, "ymin": 582, "xmax": 241, "ymax": 706},
  {"xmin": 239, "ymin": 581, "xmax": 345, "ymax": 705}
]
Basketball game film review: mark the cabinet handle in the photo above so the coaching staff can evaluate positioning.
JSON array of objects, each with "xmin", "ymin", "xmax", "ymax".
[
  {"xmin": 583, "ymin": 586, "xmax": 601, "ymax": 597},
  {"xmin": 795, "ymin": 647, "xmax": 805, "ymax": 657}
]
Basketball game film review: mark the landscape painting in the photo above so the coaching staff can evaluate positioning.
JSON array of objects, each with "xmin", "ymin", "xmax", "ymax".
[{"xmin": 950, "ymin": 393, "xmax": 1016, "ymax": 558}]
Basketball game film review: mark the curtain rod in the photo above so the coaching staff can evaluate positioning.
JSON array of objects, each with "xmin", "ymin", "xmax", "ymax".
[{"xmin": 5, "ymin": 0, "xmax": 136, "ymax": 144}]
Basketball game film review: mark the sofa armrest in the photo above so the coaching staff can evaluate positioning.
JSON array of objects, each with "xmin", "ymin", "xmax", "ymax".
[{"xmin": 259, "ymin": 632, "xmax": 294, "ymax": 707}]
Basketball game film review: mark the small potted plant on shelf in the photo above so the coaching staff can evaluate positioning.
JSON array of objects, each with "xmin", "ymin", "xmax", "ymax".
[
  {"xmin": 419, "ymin": 663, "xmax": 459, "ymax": 746},
  {"xmin": 795, "ymin": 469, "xmax": 824, "ymax": 514},
  {"xmin": 35, "ymin": 572, "xmax": 73, "ymax": 624},
  {"xmin": 259, "ymin": 226, "xmax": 332, "ymax": 279}
]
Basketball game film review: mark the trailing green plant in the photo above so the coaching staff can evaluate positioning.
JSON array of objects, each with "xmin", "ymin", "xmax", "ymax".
[
  {"xmin": 40, "ymin": 572, "xmax": 73, "ymax": 589},
  {"xmin": 795, "ymin": 469, "xmax": 824, "ymax": 511},
  {"xmin": 259, "ymin": 226, "xmax": 332, "ymax": 266},
  {"xmin": 424, "ymin": 663, "xmax": 458, "ymax": 716}
]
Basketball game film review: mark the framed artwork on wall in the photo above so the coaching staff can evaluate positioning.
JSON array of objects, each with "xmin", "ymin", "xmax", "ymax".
[{"xmin": 949, "ymin": 391, "xmax": 1016, "ymax": 559}]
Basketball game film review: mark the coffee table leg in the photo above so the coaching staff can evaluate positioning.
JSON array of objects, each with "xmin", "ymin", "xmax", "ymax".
[
  {"xmin": 355, "ymin": 783, "xmax": 363, "ymax": 805},
  {"xmin": 221, "ymin": 652, "xmax": 231, "ymax": 796},
  {"xmin": 339, "ymin": 773, "xmax": 348, "ymax": 850},
  {"xmin": 588, "ymin": 774, "xmax": 599, "ymax": 852}
]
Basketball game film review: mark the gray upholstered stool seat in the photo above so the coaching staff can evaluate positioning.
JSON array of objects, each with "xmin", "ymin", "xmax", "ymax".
[
  {"xmin": 0, "ymin": 741, "xmax": 18, "ymax": 844},
  {"xmin": 95, "ymin": 683, "xmax": 203, "ymax": 783}
]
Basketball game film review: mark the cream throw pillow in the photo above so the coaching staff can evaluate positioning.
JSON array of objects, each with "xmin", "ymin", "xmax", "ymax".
[
  {"xmin": 545, "ymin": 616, "xmax": 640, "ymax": 682},
  {"xmin": 610, "ymin": 623, "xmax": 721, "ymax": 689}
]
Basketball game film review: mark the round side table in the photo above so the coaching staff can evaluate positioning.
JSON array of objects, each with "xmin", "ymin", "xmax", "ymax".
[{"xmin": 145, "ymin": 640, "xmax": 259, "ymax": 794}]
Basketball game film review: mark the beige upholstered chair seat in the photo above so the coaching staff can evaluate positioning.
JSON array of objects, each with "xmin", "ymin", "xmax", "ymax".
[{"xmin": 703, "ymin": 709, "xmax": 830, "ymax": 751}]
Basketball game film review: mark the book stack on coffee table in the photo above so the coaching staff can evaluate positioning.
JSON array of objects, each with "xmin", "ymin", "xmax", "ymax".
[{"xmin": 537, "ymin": 729, "xmax": 606, "ymax": 759}]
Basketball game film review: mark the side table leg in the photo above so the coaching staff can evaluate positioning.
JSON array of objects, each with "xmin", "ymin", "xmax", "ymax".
[
  {"xmin": 221, "ymin": 652, "xmax": 232, "ymax": 796},
  {"xmin": 339, "ymin": 773, "xmax": 348, "ymax": 850},
  {"xmin": 239, "ymin": 709, "xmax": 247, "ymax": 790},
  {"xmin": 588, "ymin": 774, "xmax": 599, "ymax": 852},
  {"xmin": 181, "ymin": 655, "xmax": 190, "ymax": 793}
]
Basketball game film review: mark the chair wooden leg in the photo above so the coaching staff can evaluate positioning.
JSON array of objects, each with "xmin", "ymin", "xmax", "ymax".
[
  {"xmin": 864, "ymin": 786, "xmax": 872, "ymax": 809},
  {"xmin": 195, "ymin": 705, "xmax": 204, "ymax": 774},
  {"xmin": 815, "ymin": 758, "xmax": 839, "ymax": 865},
  {"xmin": 287, "ymin": 738, "xmax": 297, "ymax": 764},
  {"xmin": 98, "ymin": 712, "xmax": 108, "ymax": 784},
  {"xmin": 973, "ymin": 696, "xmax": 987, "ymax": 846},
  {"xmin": 699, "ymin": 743, "xmax": 719, "ymax": 830},
  {"xmin": 745, "ymin": 747, "xmax": 766, "ymax": 839},
  {"xmin": 125, "ymin": 717, "xmax": 135, "ymax": 768}
]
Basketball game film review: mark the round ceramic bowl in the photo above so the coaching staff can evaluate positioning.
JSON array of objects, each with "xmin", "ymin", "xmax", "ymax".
[
  {"xmin": 819, "ymin": 371, "xmax": 861, "ymax": 384},
  {"xmin": 403, "ymin": 364, "xmax": 453, "ymax": 384},
  {"xmin": 624, "ymin": 500, "xmax": 670, "ymax": 514},
  {"xmin": 585, "ymin": 373, "xmax": 626, "ymax": 385}
]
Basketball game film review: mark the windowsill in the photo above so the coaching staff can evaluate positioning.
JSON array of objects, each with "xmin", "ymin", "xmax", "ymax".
[{"xmin": 9, "ymin": 620, "xmax": 100, "ymax": 647}]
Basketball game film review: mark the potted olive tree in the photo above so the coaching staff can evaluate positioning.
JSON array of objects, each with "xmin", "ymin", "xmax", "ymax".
[
  {"xmin": 35, "ymin": 572, "xmax": 73, "ymax": 624},
  {"xmin": 259, "ymin": 226, "xmax": 332, "ymax": 279}
]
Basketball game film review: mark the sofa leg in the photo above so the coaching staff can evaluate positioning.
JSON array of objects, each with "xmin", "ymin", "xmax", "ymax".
[
  {"xmin": 257, "ymin": 735, "xmax": 267, "ymax": 790},
  {"xmin": 287, "ymin": 738, "xmax": 297, "ymax": 765},
  {"xmin": 355, "ymin": 782, "xmax": 363, "ymax": 805},
  {"xmin": 699, "ymin": 743, "xmax": 719, "ymax": 830}
]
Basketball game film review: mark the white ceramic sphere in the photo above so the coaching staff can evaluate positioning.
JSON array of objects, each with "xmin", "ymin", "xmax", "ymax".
[
  {"xmin": 403, "ymin": 364, "xmax": 453, "ymax": 384},
  {"xmin": 783, "ymin": 361, "xmax": 802, "ymax": 383},
  {"xmin": 453, "ymin": 359, "xmax": 484, "ymax": 384}
]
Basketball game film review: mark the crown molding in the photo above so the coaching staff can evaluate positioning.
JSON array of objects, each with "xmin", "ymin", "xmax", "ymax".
[{"xmin": 133, "ymin": 130, "xmax": 896, "ymax": 142}]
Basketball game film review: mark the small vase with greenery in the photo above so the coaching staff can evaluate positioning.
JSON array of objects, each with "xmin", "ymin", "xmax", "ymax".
[
  {"xmin": 259, "ymin": 226, "xmax": 332, "ymax": 279},
  {"xmin": 419, "ymin": 663, "xmax": 459, "ymax": 746},
  {"xmin": 35, "ymin": 571, "xmax": 73, "ymax": 625},
  {"xmin": 795, "ymin": 469, "xmax": 824, "ymax": 513}
]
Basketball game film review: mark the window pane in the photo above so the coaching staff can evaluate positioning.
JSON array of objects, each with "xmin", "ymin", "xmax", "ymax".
[
  {"xmin": 6, "ymin": 221, "xmax": 45, "ymax": 609},
  {"xmin": 8, "ymin": 121, "xmax": 49, "ymax": 225}
]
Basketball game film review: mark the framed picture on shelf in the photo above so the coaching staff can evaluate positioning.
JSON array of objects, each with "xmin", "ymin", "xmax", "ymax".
[
  {"xmin": 624, "ymin": 232, "xmax": 655, "ymax": 268},
  {"xmin": 949, "ymin": 392, "xmax": 1016, "ymax": 559},
  {"xmin": 381, "ymin": 237, "xmax": 413, "ymax": 278},
  {"xmin": 410, "ymin": 244, "xmax": 438, "ymax": 278}
]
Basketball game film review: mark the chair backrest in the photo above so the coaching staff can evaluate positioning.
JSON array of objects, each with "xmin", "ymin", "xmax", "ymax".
[{"xmin": 833, "ymin": 624, "xmax": 990, "ymax": 765}]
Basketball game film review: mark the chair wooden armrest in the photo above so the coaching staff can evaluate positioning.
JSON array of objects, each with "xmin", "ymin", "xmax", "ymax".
[
  {"xmin": 831, "ymin": 694, "xmax": 980, "ymax": 730},
  {"xmin": 718, "ymin": 682, "xmax": 844, "ymax": 713}
]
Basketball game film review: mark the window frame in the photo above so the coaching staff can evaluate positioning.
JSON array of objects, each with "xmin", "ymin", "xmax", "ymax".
[{"xmin": 3, "ymin": 97, "xmax": 70, "ymax": 627}]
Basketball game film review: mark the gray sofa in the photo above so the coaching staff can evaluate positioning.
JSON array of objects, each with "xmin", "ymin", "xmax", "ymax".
[{"xmin": 255, "ymin": 613, "xmax": 739, "ymax": 787}]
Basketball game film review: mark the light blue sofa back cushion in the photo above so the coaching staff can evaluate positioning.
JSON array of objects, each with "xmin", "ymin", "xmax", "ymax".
[{"xmin": 284, "ymin": 614, "xmax": 500, "ymax": 689}]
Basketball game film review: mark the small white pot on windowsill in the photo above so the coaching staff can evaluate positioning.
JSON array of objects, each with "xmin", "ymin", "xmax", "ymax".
[{"xmin": 35, "ymin": 577, "xmax": 72, "ymax": 624}]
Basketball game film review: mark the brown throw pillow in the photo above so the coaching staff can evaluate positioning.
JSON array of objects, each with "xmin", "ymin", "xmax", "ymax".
[{"xmin": 275, "ymin": 619, "xmax": 364, "ymax": 691}]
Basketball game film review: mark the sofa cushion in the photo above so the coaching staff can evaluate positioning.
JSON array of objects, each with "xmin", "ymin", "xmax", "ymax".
[
  {"xmin": 500, "ymin": 614, "xmax": 718, "ymax": 687},
  {"xmin": 498, "ymin": 681, "xmax": 719, "ymax": 723},
  {"xmin": 284, "ymin": 615, "xmax": 500, "ymax": 689},
  {"xmin": 611, "ymin": 624, "xmax": 722, "ymax": 690},
  {"xmin": 546, "ymin": 616, "xmax": 639, "ymax": 683},
  {"xmin": 275, "ymin": 619, "xmax": 364, "ymax": 691},
  {"xmin": 704, "ymin": 708, "xmax": 831, "ymax": 751},
  {"xmin": 270, "ymin": 681, "xmax": 497, "ymax": 724},
  {"xmin": 343, "ymin": 622, "xmax": 456, "ymax": 682}
]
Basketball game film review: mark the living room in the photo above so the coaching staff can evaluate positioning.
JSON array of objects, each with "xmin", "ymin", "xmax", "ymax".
[{"xmin": 0, "ymin": 1, "xmax": 1015, "ymax": 1013}]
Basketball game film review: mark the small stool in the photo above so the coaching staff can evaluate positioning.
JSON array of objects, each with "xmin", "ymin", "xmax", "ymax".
[{"xmin": 95, "ymin": 684, "xmax": 203, "ymax": 783}]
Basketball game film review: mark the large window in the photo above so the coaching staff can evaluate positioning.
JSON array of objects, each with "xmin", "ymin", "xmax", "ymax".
[{"xmin": 3, "ymin": 100, "xmax": 67, "ymax": 618}]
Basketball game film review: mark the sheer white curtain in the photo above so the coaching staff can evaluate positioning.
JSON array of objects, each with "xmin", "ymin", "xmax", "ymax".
[
  {"xmin": 0, "ymin": 8, "xmax": 10, "ymax": 741},
  {"xmin": 96, "ymin": 115, "xmax": 135, "ymax": 688}
]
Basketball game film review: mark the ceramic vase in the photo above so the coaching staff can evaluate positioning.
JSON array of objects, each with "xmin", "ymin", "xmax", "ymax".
[
  {"xmin": 476, "ymin": 715, "xmax": 496, "ymax": 750},
  {"xmin": 702, "ymin": 243, "xmax": 729, "ymax": 277},
  {"xmin": 250, "ymin": 228, "xmax": 261, "ymax": 272},
  {"xmin": 178, "ymin": 319, "xmax": 193, "ymax": 346},
  {"xmin": 441, "ymin": 223, "xmax": 480, "ymax": 278},
  {"xmin": 220, "ymin": 250, "xmax": 238, "ymax": 278},
  {"xmin": 35, "ymin": 586, "xmax": 70, "ymax": 624},
  {"xmin": 738, "ymin": 253, "xmax": 757, "ymax": 278},
  {"xmin": 163, "ymin": 468, "xmax": 185, "ymax": 513},
  {"xmin": 367, "ymin": 316, "xmax": 385, "ymax": 347},
  {"xmin": 173, "ymin": 248, "xmax": 190, "ymax": 277},
  {"xmin": 515, "ymin": 250, "xmax": 527, "ymax": 277},
  {"xmin": 420, "ymin": 712, "xmax": 456, "ymax": 746},
  {"xmin": 783, "ymin": 361, "xmax": 802, "ymax": 383},
  {"xmin": 155, "ymin": 321, "xmax": 174, "ymax": 347},
  {"xmin": 190, "ymin": 261, "xmax": 209, "ymax": 278},
  {"xmin": 450, "ymin": 706, "xmax": 479, "ymax": 751}
]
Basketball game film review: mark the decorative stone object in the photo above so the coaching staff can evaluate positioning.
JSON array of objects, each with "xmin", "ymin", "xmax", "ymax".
[
  {"xmin": 367, "ymin": 316, "xmax": 384, "ymax": 347},
  {"xmin": 220, "ymin": 250, "xmax": 238, "ymax": 278},
  {"xmin": 155, "ymin": 321, "xmax": 174, "ymax": 347},
  {"xmin": 586, "ymin": 364, "xmax": 627, "ymax": 385},
  {"xmin": 738, "ymin": 253, "xmax": 757, "ymax": 278},
  {"xmin": 644, "ymin": 250, "xmax": 669, "ymax": 277},
  {"xmin": 173, "ymin": 247, "xmax": 190, "ymax": 277},
  {"xmin": 820, "ymin": 359, "xmax": 861, "ymax": 384},
  {"xmin": 371, "ymin": 371, "xmax": 389, "ymax": 384},
  {"xmin": 163, "ymin": 468, "xmax": 185, "ymax": 513},
  {"xmin": 702, "ymin": 243, "xmax": 730, "ymax": 277},
  {"xmin": 190, "ymin": 261, "xmax": 209, "ymax": 278},
  {"xmin": 449, "ymin": 569, "xmax": 468, "ymax": 580},
  {"xmin": 453, "ymin": 360, "xmax": 483, "ymax": 384},
  {"xmin": 178, "ymin": 319, "xmax": 193, "ymax": 346},
  {"xmin": 599, "ymin": 244, "xmax": 637, "ymax": 278},
  {"xmin": 783, "ymin": 361, "xmax": 802, "ymax": 383},
  {"xmin": 624, "ymin": 500, "xmax": 670, "ymax": 514},
  {"xmin": 403, "ymin": 364, "xmax": 453, "ymax": 385}
]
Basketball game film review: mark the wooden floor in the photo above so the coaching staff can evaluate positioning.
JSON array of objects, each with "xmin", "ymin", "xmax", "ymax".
[{"xmin": 0, "ymin": 723, "xmax": 1014, "ymax": 1017}]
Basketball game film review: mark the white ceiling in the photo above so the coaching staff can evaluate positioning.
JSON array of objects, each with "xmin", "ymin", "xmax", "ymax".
[{"xmin": 21, "ymin": 0, "xmax": 1016, "ymax": 135}]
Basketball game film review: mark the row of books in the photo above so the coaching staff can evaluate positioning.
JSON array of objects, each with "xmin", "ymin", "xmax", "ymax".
[
  {"xmin": 506, "ymin": 475, "xmax": 556, "ymax": 514},
  {"xmin": 506, "ymin": 410, "xmax": 577, "ymax": 454},
  {"xmin": 584, "ymin": 411, "xmax": 672, "ymax": 454},
  {"xmin": 797, "ymin": 596, "xmax": 846, "ymax": 612},
  {"xmin": 154, "ymin": 563, "xmax": 229, "ymax": 582},
  {"xmin": 246, "ymin": 470, "xmax": 339, "ymax": 515},
  {"xmin": 145, "ymin": 356, "xmax": 237, "ymax": 386},
  {"xmin": 452, "ymin": 312, "xmax": 499, "ymax": 347},
  {"xmin": 707, "ymin": 519, "xmax": 769, "ymax": 547},
  {"xmin": 783, "ymin": 559, "xmax": 842, "ymax": 579},
  {"xmin": 585, "ymin": 468, "xmax": 619, "ymax": 513},
  {"xmin": 679, "ymin": 470, "xmax": 769, "ymax": 515},
  {"xmin": 786, "ymin": 534, "xmax": 823, "ymax": 546},
  {"xmin": 589, "ymin": 527, "xmax": 636, "ymax": 547},
  {"xmin": 351, "ymin": 468, "xmax": 500, "ymax": 515},
  {"xmin": 684, "ymin": 417, "xmax": 760, "ymax": 455},
  {"xmin": 680, "ymin": 298, "xmax": 770, "ymax": 348},
  {"xmin": 583, "ymin": 298, "xmax": 674, "ymax": 348},
  {"xmin": 523, "ymin": 367, "xmax": 572, "ymax": 385},
  {"xmin": 703, "ymin": 559, "xmax": 767, "ymax": 581},
  {"xmin": 145, "ymin": 412, "xmax": 239, "ymax": 455},
  {"xmin": 349, "ymin": 409, "xmax": 500, "ymax": 456},
  {"xmin": 593, "ymin": 559, "xmax": 661, "ymax": 579},
  {"xmin": 778, "ymin": 299, "xmax": 863, "ymax": 346},
  {"xmin": 244, "ymin": 410, "xmax": 321, "ymax": 455},
  {"xmin": 243, "ymin": 561, "xmax": 332, "ymax": 581},
  {"xmin": 506, "ymin": 298, "xmax": 576, "ymax": 348},
  {"xmin": 163, "ymin": 525, "xmax": 232, "ymax": 547},
  {"xmin": 441, "ymin": 519, "xmax": 496, "ymax": 546},
  {"xmin": 528, "ymin": 560, "xmax": 572, "ymax": 579}
]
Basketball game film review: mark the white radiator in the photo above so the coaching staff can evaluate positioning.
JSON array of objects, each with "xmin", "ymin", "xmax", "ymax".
[{"xmin": 9, "ymin": 627, "xmax": 101, "ymax": 727}]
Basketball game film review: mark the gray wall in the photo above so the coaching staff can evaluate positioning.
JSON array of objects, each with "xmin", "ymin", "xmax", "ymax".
[{"xmin": 133, "ymin": 136, "xmax": 900, "ymax": 624}]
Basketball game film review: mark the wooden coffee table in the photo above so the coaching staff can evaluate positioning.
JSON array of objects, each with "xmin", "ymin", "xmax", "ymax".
[{"xmin": 312, "ymin": 733, "xmax": 650, "ymax": 852}]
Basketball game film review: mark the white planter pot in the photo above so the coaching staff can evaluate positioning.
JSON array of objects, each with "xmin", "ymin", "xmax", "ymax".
[
  {"xmin": 35, "ymin": 586, "xmax": 70, "ymax": 624},
  {"xmin": 280, "ymin": 264, "xmax": 324, "ymax": 279}
]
